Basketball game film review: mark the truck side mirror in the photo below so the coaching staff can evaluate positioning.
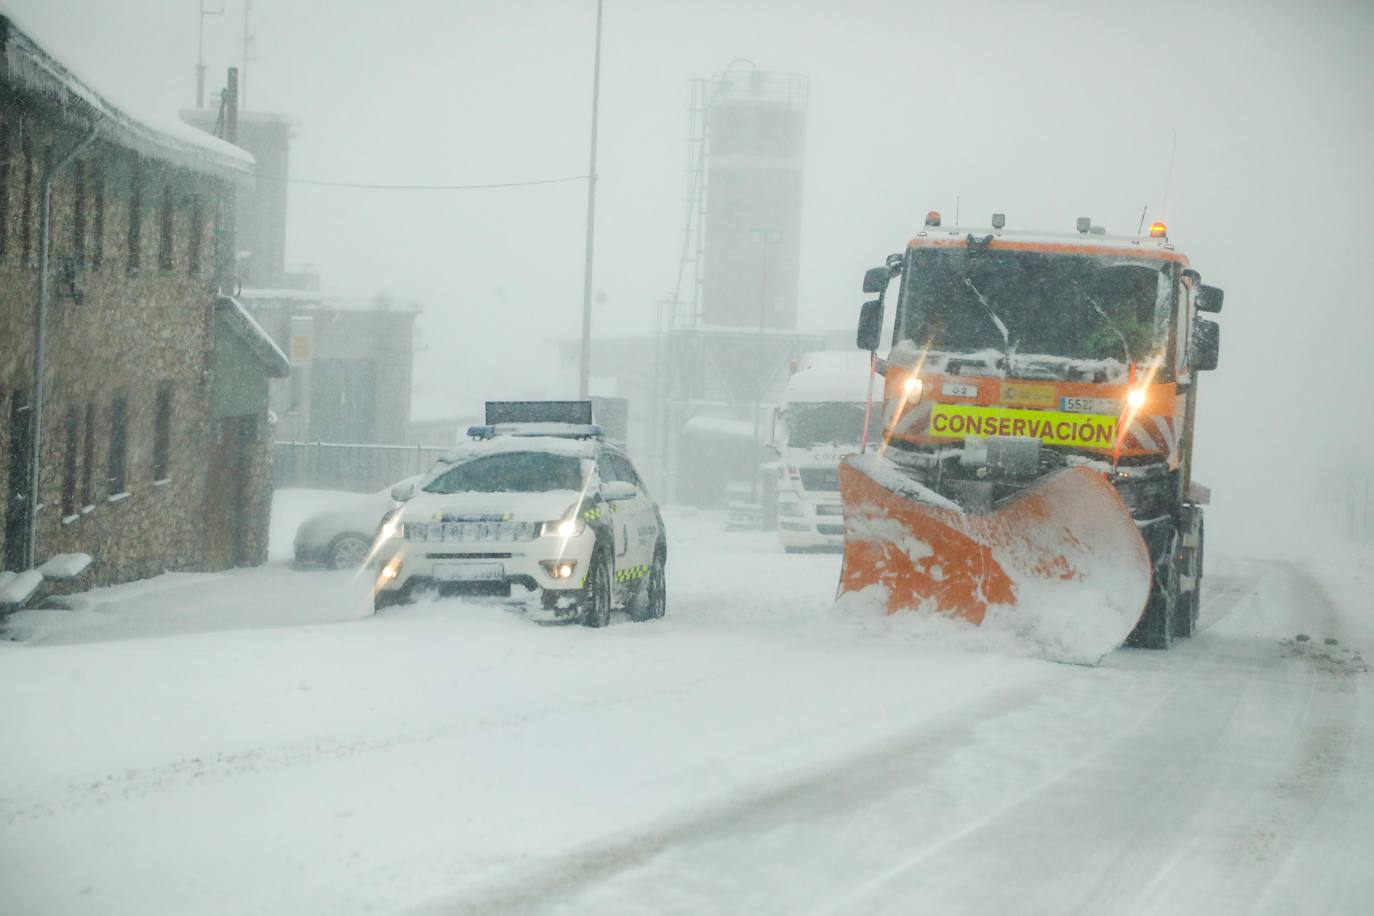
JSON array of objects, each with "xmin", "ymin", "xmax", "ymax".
[
  {"xmin": 862, "ymin": 266, "xmax": 891, "ymax": 294},
  {"xmin": 857, "ymin": 299, "xmax": 883, "ymax": 351},
  {"xmin": 1196, "ymin": 284, "xmax": 1224, "ymax": 313},
  {"xmin": 390, "ymin": 481, "xmax": 417, "ymax": 502},
  {"xmin": 1192, "ymin": 317, "xmax": 1220, "ymax": 371}
]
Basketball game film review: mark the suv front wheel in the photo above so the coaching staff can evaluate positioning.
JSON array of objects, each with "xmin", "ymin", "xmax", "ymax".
[{"xmin": 580, "ymin": 551, "xmax": 612, "ymax": 628}]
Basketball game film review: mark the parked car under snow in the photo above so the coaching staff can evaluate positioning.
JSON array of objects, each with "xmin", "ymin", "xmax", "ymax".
[{"xmin": 292, "ymin": 477, "xmax": 421, "ymax": 569}]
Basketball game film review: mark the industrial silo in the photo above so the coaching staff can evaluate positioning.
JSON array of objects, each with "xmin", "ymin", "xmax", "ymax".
[{"xmin": 699, "ymin": 68, "xmax": 808, "ymax": 331}]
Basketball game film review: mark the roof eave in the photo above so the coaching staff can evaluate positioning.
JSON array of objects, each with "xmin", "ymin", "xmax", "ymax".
[{"xmin": 0, "ymin": 15, "xmax": 255, "ymax": 185}]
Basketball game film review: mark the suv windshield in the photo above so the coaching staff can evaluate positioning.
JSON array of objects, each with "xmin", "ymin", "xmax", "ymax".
[
  {"xmin": 784, "ymin": 403, "xmax": 867, "ymax": 448},
  {"xmin": 897, "ymin": 248, "xmax": 1172, "ymax": 363},
  {"xmin": 423, "ymin": 452, "xmax": 584, "ymax": 494}
]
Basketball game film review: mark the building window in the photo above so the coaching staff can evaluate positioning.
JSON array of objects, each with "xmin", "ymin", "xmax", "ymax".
[
  {"xmin": 81, "ymin": 402, "xmax": 96, "ymax": 507},
  {"xmin": 108, "ymin": 394, "xmax": 128, "ymax": 496},
  {"xmin": 188, "ymin": 196, "xmax": 203, "ymax": 275},
  {"xmin": 158, "ymin": 185, "xmax": 174, "ymax": 272},
  {"xmin": 127, "ymin": 164, "xmax": 142, "ymax": 274},
  {"xmin": 91, "ymin": 168, "xmax": 105, "ymax": 268},
  {"xmin": 72, "ymin": 158, "xmax": 86, "ymax": 266},
  {"xmin": 62, "ymin": 407, "xmax": 79, "ymax": 518},
  {"xmin": 152, "ymin": 382, "xmax": 172, "ymax": 481}
]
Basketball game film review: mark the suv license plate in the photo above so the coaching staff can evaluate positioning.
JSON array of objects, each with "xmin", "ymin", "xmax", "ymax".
[{"xmin": 433, "ymin": 562, "xmax": 504, "ymax": 582}]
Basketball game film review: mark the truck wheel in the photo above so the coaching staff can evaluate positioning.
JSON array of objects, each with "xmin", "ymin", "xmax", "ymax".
[
  {"xmin": 1176, "ymin": 513, "xmax": 1204, "ymax": 638},
  {"xmin": 1129, "ymin": 530, "xmax": 1179, "ymax": 650},
  {"xmin": 629, "ymin": 552, "xmax": 667, "ymax": 622},
  {"xmin": 580, "ymin": 552, "xmax": 612, "ymax": 628}
]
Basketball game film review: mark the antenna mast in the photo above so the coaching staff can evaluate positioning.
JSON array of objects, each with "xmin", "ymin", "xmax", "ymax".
[
  {"xmin": 196, "ymin": 1, "xmax": 224, "ymax": 109},
  {"xmin": 240, "ymin": 0, "xmax": 257, "ymax": 109}
]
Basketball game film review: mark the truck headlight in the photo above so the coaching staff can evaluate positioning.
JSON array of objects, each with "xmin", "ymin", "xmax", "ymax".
[
  {"xmin": 539, "ymin": 559, "xmax": 578, "ymax": 579},
  {"xmin": 540, "ymin": 518, "xmax": 585, "ymax": 538}
]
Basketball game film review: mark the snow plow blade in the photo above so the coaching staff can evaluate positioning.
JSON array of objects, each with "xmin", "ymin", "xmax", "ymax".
[{"xmin": 838, "ymin": 455, "xmax": 1152, "ymax": 655}]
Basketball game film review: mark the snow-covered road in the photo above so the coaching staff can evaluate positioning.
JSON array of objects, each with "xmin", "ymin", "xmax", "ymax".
[{"xmin": 2, "ymin": 502, "xmax": 1371, "ymax": 915}]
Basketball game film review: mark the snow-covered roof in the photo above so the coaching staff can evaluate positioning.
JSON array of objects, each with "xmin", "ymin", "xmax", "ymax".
[
  {"xmin": 236, "ymin": 288, "xmax": 423, "ymax": 314},
  {"xmin": 215, "ymin": 296, "xmax": 290, "ymax": 378},
  {"xmin": 905, "ymin": 225, "xmax": 1188, "ymax": 263},
  {"xmin": 0, "ymin": 12, "xmax": 254, "ymax": 182},
  {"xmin": 782, "ymin": 350, "xmax": 873, "ymax": 404},
  {"xmin": 437, "ymin": 435, "xmax": 600, "ymax": 464}
]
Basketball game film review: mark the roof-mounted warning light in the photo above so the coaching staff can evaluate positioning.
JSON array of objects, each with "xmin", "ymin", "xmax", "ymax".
[
  {"xmin": 1149, "ymin": 221, "xmax": 1168, "ymax": 238},
  {"xmin": 925, "ymin": 210, "xmax": 941, "ymax": 227}
]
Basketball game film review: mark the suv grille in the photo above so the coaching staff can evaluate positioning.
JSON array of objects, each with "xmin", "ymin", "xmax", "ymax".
[
  {"xmin": 799, "ymin": 468, "xmax": 839, "ymax": 492},
  {"xmin": 405, "ymin": 521, "xmax": 537, "ymax": 543}
]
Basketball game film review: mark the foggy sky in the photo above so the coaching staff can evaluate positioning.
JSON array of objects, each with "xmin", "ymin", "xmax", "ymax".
[{"xmin": 10, "ymin": 0, "xmax": 1374, "ymax": 544}]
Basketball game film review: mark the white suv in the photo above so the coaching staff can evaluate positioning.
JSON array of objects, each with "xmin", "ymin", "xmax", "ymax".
[{"xmin": 371, "ymin": 423, "xmax": 666, "ymax": 626}]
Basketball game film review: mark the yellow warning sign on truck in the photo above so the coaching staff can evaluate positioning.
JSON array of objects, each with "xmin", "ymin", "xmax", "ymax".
[{"xmin": 929, "ymin": 404, "xmax": 1117, "ymax": 449}]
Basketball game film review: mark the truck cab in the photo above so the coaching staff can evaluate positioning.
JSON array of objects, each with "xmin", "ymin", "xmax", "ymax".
[{"xmin": 772, "ymin": 351, "xmax": 872, "ymax": 552}]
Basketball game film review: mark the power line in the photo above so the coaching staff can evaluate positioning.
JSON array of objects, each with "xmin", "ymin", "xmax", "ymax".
[{"xmin": 254, "ymin": 173, "xmax": 589, "ymax": 191}]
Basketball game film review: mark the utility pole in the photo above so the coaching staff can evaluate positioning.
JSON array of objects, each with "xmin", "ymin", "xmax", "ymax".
[
  {"xmin": 577, "ymin": 0, "xmax": 604, "ymax": 400},
  {"xmin": 196, "ymin": 0, "xmax": 224, "ymax": 109},
  {"xmin": 240, "ymin": 0, "xmax": 256, "ymax": 110}
]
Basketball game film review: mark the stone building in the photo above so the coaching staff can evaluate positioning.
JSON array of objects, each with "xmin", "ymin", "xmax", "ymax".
[
  {"xmin": 180, "ymin": 107, "xmax": 295, "ymax": 287},
  {"xmin": 0, "ymin": 15, "xmax": 287, "ymax": 588}
]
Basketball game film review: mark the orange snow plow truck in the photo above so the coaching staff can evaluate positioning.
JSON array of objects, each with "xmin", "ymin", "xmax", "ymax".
[{"xmin": 840, "ymin": 213, "xmax": 1222, "ymax": 651}]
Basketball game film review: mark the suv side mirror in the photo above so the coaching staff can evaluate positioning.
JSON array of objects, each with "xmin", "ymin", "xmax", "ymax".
[
  {"xmin": 856, "ymin": 299, "xmax": 884, "ymax": 351},
  {"xmin": 1192, "ymin": 317, "xmax": 1220, "ymax": 371},
  {"xmin": 390, "ymin": 481, "xmax": 417, "ymax": 502},
  {"xmin": 862, "ymin": 266, "xmax": 891, "ymax": 294},
  {"xmin": 601, "ymin": 480, "xmax": 637, "ymax": 501},
  {"xmin": 1196, "ymin": 284, "xmax": 1224, "ymax": 313}
]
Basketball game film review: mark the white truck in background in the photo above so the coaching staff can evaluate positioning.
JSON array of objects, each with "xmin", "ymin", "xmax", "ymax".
[{"xmin": 772, "ymin": 351, "xmax": 873, "ymax": 552}]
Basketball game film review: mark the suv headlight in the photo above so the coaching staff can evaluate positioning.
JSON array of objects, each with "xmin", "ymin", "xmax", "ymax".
[
  {"xmin": 379, "ymin": 509, "xmax": 403, "ymax": 540},
  {"xmin": 540, "ymin": 517, "xmax": 585, "ymax": 539}
]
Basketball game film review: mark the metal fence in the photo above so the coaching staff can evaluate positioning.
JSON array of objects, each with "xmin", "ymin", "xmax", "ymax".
[{"xmin": 273, "ymin": 441, "xmax": 450, "ymax": 493}]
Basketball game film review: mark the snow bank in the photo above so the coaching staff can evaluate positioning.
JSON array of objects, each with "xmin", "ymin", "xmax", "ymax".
[
  {"xmin": 0, "ymin": 569, "xmax": 42, "ymax": 607},
  {"xmin": 37, "ymin": 553, "xmax": 92, "ymax": 580}
]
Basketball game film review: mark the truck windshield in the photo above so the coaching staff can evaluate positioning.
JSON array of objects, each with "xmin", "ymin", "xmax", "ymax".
[
  {"xmin": 897, "ymin": 248, "xmax": 1172, "ymax": 363},
  {"xmin": 784, "ymin": 403, "xmax": 867, "ymax": 448},
  {"xmin": 423, "ymin": 452, "xmax": 584, "ymax": 494}
]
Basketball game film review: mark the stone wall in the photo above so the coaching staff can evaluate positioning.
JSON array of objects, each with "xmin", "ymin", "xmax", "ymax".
[{"xmin": 0, "ymin": 96, "xmax": 273, "ymax": 585}]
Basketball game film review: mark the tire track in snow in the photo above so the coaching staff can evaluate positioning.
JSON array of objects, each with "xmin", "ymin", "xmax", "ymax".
[
  {"xmin": 817, "ymin": 561, "xmax": 1367, "ymax": 916},
  {"xmin": 433, "ymin": 560, "xmax": 1369, "ymax": 916},
  {"xmin": 394, "ymin": 664, "xmax": 1068, "ymax": 916},
  {"xmin": 0, "ymin": 648, "xmax": 784, "ymax": 826}
]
